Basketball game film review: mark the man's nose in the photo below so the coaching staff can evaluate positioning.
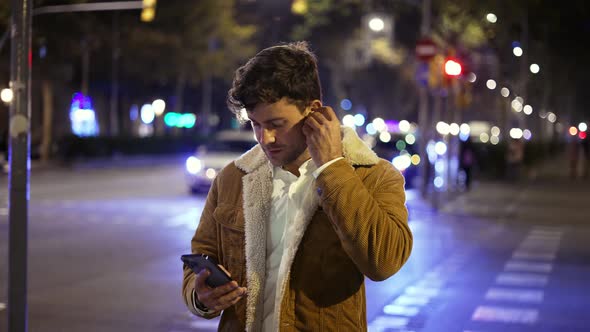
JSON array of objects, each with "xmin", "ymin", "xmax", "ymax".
[{"xmin": 261, "ymin": 129, "xmax": 276, "ymax": 145}]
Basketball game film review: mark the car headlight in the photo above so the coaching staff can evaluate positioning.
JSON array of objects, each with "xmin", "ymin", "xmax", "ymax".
[
  {"xmin": 186, "ymin": 156, "xmax": 203, "ymax": 174},
  {"xmin": 205, "ymin": 168, "xmax": 217, "ymax": 179},
  {"xmin": 392, "ymin": 155, "xmax": 412, "ymax": 172}
]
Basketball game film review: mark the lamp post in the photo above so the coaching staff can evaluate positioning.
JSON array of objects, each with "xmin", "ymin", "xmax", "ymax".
[{"xmin": 8, "ymin": 1, "xmax": 32, "ymax": 331}]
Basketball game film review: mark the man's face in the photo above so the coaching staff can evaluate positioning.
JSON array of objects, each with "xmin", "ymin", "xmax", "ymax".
[{"xmin": 247, "ymin": 98, "xmax": 311, "ymax": 170}]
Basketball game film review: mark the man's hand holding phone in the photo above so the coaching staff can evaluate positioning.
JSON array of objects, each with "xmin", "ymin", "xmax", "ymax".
[
  {"xmin": 193, "ymin": 267, "xmax": 247, "ymax": 313},
  {"xmin": 302, "ymin": 105, "xmax": 343, "ymax": 167}
]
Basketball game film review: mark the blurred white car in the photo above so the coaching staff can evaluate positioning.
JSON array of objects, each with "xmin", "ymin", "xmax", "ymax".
[{"xmin": 185, "ymin": 130, "xmax": 257, "ymax": 193}]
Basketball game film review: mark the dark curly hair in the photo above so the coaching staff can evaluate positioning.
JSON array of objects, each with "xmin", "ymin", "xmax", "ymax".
[{"xmin": 227, "ymin": 41, "xmax": 322, "ymax": 121}]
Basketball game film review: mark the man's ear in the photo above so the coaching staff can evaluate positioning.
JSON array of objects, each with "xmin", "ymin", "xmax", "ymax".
[
  {"xmin": 304, "ymin": 100, "xmax": 323, "ymax": 116},
  {"xmin": 310, "ymin": 99, "xmax": 322, "ymax": 109}
]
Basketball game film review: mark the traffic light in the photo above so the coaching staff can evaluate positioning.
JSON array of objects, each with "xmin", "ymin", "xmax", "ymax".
[
  {"xmin": 444, "ymin": 58, "xmax": 462, "ymax": 77},
  {"xmin": 141, "ymin": 0, "xmax": 157, "ymax": 22}
]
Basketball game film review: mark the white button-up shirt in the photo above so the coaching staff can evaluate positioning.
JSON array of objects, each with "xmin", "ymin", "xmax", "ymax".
[{"xmin": 262, "ymin": 157, "xmax": 343, "ymax": 331}]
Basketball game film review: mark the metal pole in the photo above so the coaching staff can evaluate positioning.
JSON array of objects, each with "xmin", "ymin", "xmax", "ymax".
[
  {"xmin": 418, "ymin": 0, "xmax": 431, "ymax": 198},
  {"xmin": 8, "ymin": 0, "xmax": 32, "ymax": 330},
  {"xmin": 110, "ymin": 12, "xmax": 120, "ymax": 137}
]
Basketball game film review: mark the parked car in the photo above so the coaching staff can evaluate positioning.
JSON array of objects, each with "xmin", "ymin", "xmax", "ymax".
[
  {"xmin": 373, "ymin": 135, "xmax": 419, "ymax": 189},
  {"xmin": 185, "ymin": 130, "xmax": 257, "ymax": 193}
]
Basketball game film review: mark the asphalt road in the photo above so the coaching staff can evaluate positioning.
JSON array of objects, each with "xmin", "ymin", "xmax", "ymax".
[{"xmin": 0, "ymin": 157, "xmax": 589, "ymax": 331}]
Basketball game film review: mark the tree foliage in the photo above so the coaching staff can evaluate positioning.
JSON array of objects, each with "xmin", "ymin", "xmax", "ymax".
[{"xmin": 121, "ymin": 0, "xmax": 256, "ymax": 86}]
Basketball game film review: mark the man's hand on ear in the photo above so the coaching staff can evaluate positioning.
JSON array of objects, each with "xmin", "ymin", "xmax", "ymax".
[{"xmin": 302, "ymin": 106, "xmax": 343, "ymax": 167}]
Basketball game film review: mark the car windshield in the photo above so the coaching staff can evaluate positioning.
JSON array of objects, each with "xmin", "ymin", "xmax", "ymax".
[{"xmin": 199, "ymin": 139, "xmax": 257, "ymax": 153}]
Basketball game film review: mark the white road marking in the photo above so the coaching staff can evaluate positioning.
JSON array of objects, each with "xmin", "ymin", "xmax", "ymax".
[
  {"xmin": 512, "ymin": 251, "xmax": 556, "ymax": 260},
  {"xmin": 404, "ymin": 286, "xmax": 440, "ymax": 297},
  {"xmin": 368, "ymin": 316, "xmax": 410, "ymax": 331},
  {"xmin": 485, "ymin": 288, "xmax": 544, "ymax": 303},
  {"xmin": 393, "ymin": 294, "xmax": 431, "ymax": 306},
  {"xmin": 189, "ymin": 319, "xmax": 219, "ymax": 329},
  {"xmin": 471, "ymin": 305, "xmax": 538, "ymax": 324},
  {"xmin": 383, "ymin": 304, "xmax": 420, "ymax": 317},
  {"xmin": 504, "ymin": 261, "xmax": 553, "ymax": 273},
  {"xmin": 495, "ymin": 272, "xmax": 549, "ymax": 287},
  {"xmin": 415, "ymin": 278, "xmax": 445, "ymax": 288}
]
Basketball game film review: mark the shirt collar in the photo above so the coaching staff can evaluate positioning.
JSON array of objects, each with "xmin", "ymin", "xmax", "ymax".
[{"xmin": 271, "ymin": 158, "xmax": 316, "ymax": 179}]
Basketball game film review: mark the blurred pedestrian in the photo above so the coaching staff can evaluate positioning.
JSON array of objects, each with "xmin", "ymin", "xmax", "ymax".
[
  {"xmin": 581, "ymin": 136, "xmax": 589, "ymax": 179},
  {"xmin": 181, "ymin": 41, "xmax": 413, "ymax": 331},
  {"xmin": 0, "ymin": 129, "xmax": 7, "ymax": 173},
  {"xmin": 568, "ymin": 138, "xmax": 580, "ymax": 179},
  {"xmin": 459, "ymin": 137, "xmax": 476, "ymax": 190},
  {"xmin": 506, "ymin": 138, "xmax": 525, "ymax": 182}
]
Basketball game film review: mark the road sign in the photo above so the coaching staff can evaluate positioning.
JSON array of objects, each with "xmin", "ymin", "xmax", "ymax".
[
  {"xmin": 416, "ymin": 62, "xmax": 429, "ymax": 87},
  {"xmin": 416, "ymin": 37, "xmax": 437, "ymax": 62}
]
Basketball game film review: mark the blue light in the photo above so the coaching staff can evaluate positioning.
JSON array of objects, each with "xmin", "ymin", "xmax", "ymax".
[
  {"xmin": 340, "ymin": 99, "xmax": 352, "ymax": 111},
  {"xmin": 130, "ymin": 104, "xmax": 139, "ymax": 121},
  {"xmin": 434, "ymin": 176, "xmax": 444, "ymax": 189},
  {"xmin": 459, "ymin": 132, "xmax": 470, "ymax": 141},
  {"xmin": 69, "ymin": 92, "xmax": 99, "ymax": 137},
  {"xmin": 511, "ymin": 41, "xmax": 521, "ymax": 48},
  {"xmin": 354, "ymin": 114, "xmax": 366, "ymax": 126},
  {"xmin": 140, "ymin": 104, "xmax": 155, "ymax": 124},
  {"xmin": 179, "ymin": 114, "xmax": 196, "ymax": 128},
  {"xmin": 366, "ymin": 123, "xmax": 377, "ymax": 135}
]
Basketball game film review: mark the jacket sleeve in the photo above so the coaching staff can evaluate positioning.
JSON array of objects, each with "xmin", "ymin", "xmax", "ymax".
[
  {"xmin": 315, "ymin": 158, "xmax": 413, "ymax": 281},
  {"xmin": 181, "ymin": 176, "xmax": 222, "ymax": 319}
]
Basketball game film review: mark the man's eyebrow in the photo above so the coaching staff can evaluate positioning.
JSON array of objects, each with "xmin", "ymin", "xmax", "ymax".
[{"xmin": 249, "ymin": 117, "xmax": 286, "ymax": 124}]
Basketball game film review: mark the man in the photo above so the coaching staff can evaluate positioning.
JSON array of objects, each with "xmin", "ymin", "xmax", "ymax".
[{"xmin": 182, "ymin": 41, "xmax": 412, "ymax": 331}]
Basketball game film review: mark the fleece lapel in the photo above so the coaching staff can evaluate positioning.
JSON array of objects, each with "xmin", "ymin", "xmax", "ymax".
[
  {"xmin": 235, "ymin": 145, "xmax": 272, "ymax": 331},
  {"xmin": 272, "ymin": 171, "xmax": 319, "ymax": 330}
]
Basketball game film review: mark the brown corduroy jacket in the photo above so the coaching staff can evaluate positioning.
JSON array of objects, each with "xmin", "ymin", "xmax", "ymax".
[{"xmin": 182, "ymin": 126, "xmax": 413, "ymax": 331}]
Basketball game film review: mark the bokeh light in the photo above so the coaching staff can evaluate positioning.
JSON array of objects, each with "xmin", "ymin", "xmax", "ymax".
[
  {"xmin": 379, "ymin": 131, "xmax": 392, "ymax": 143},
  {"xmin": 486, "ymin": 79, "xmax": 497, "ymax": 90},
  {"xmin": 399, "ymin": 120, "xmax": 411, "ymax": 133},
  {"xmin": 479, "ymin": 133, "xmax": 489, "ymax": 143},
  {"xmin": 501, "ymin": 87, "xmax": 510, "ymax": 98},
  {"xmin": 486, "ymin": 13, "xmax": 498, "ymax": 23},
  {"xmin": 340, "ymin": 98, "xmax": 352, "ymax": 111}
]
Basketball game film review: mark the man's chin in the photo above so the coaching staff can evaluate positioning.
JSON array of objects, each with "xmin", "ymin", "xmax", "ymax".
[{"xmin": 264, "ymin": 153, "xmax": 283, "ymax": 167}]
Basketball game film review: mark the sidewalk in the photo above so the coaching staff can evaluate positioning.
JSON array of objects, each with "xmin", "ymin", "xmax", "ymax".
[
  {"xmin": 413, "ymin": 153, "xmax": 590, "ymax": 220},
  {"xmin": 1, "ymin": 153, "xmax": 189, "ymax": 175}
]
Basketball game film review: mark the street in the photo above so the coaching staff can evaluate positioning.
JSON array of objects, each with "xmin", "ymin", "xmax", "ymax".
[{"xmin": 1, "ymin": 156, "xmax": 589, "ymax": 332}]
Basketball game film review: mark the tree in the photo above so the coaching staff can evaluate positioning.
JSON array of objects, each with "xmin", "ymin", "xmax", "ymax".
[{"xmin": 120, "ymin": 0, "xmax": 256, "ymax": 117}]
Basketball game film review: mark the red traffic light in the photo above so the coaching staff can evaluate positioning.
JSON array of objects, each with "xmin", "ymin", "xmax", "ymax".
[{"xmin": 444, "ymin": 58, "xmax": 462, "ymax": 77}]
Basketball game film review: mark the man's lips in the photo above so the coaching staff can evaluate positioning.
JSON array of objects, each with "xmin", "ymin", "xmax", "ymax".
[{"xmin": 265, "ymin": 147, "xmax": 283, "ymax": 154}]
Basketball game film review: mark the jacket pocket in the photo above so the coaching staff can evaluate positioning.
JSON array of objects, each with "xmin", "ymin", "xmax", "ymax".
[{"xmin": 213, "ymin": 204, "xmax": 246, "ymax": 286}]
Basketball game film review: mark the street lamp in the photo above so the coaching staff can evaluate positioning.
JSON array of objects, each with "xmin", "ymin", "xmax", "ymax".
[
  {"xmin": 486, "ymin": 13, "xmax": 497, "ymax": 23},
  {"xmin": 530, "ymin": 63, "xmax": 540, "ymax": 74},
  {"xmin": 1, "ymin": 88, "xmax": 13, "ymax": 103},
  {"xmin": 501, "ymin": 87, "xmax": 510, "ymax": 97},
  {"xmin": 486, "ymin": 79, "xmax": 497, "ymax": 90},
  {"xmin": 152, "ymin": 99, "xmax": 166, "ymax": 116},
  {"xmin": 523, "ymin": 105, "xmax": 533, "ymax": 115},
  {"xmin": 513, "ymin": 46, "xmax": 523, "ymax": 57},
  {"xmin": 368, "ymin": 17, "xmax": 385, "ymax": 32}
]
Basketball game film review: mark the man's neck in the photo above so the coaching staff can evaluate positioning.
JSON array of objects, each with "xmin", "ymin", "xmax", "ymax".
[{"xmin": 281, "ymin": 150, "xmax": 312, "ymax": 177}]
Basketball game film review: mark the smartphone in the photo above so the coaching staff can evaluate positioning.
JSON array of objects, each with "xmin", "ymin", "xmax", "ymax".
[{"xmin": 181, "ymin": 254, "xmax": 233, "ymax": 288}]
